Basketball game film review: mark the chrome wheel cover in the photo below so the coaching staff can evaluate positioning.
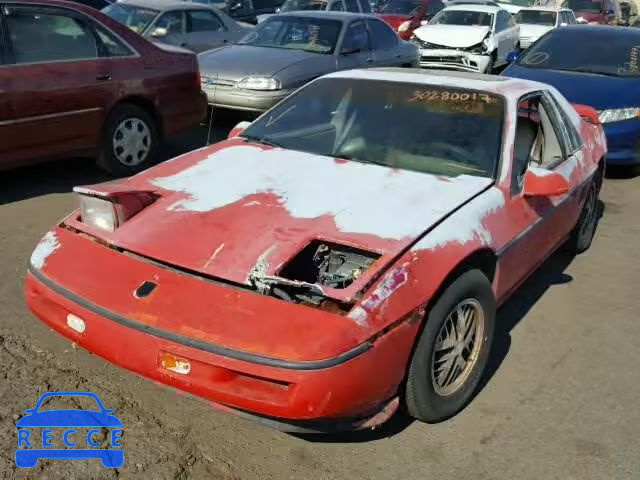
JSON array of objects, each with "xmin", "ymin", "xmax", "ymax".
[{"xmin": 112, "ymin": 117, "xmax": 151, "ymax": 166}]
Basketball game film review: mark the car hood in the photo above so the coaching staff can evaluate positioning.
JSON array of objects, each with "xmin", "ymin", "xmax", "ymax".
[
  {"xmin": 378, "ymin": 14, "xmax": 412, "ymax": 29},
  {"xmin": 519, "ymin": 24, "xmax": 553, "ymax": 38},
  {"xmin": 413, "ymin": 25, "xmax": 490, "ymax": 48},
  {"xmin": 73, "ymin": 140, "xmax": 493, "ymax": 302},
  {"xmin": 502, "ymin": 63, "xmax": 640, "ymax": 109},
  {"xmin": 197, "ymin": 45, "xmax": 323, "ymax": 80},
  {"xmin": 16, "ymin": 410, "xmax": 123, "ymax": 427}
]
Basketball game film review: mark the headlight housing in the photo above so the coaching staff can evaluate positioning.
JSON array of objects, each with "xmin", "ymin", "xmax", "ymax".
[
  {"xmin": 467, "ymin": 41, "xmax": 489, "ymax": 54},
  {"xmin": 77, "ymin": 191, "xmax": 157, "ymax": 232},
  {"xmin": 598, "ymin": 107, "xmax": 640, "ymax": 123},
  {"xmin": 398, "ymin": 20, "xmax": 411, "ymax": 32},
  {"xmin": 237, "ymin": 76, "xmax": 281, "ymax": 91}
]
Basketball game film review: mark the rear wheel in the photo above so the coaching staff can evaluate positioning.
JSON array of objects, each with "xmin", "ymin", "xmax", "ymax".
[
  {"xmin": 566, "ymin": 174, "xmax": 601, "ymax": 254},
  {"xmin": 405, "ymin": 269, "xmax": 496, "ymax": 423},
  {"xmin": 97, "ymin": 104, "xmax": 160, "ymax": 176}
]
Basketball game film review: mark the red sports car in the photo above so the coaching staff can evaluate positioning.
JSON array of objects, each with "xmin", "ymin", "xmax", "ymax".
[
  {"xmin": 25, "ymin": 69, "xmax": 606, "ymax": 432},
  {"xmin": 378, "ymin": 0, "xmax": 445, "ymax": 39}
]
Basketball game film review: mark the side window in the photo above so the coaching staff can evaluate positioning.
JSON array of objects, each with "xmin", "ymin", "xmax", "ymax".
[
  {"xmin": 544, "ymin": 91, "xmax": 583, "ymax": 153},
  {"xmin": 6, "ymin": 7, "xmax": 99, "ymax": 64},
  {"xmin": 186, "ymin": 10, "xmax": 225, "ymax": 32},
  {"xmin": 345, "ymin": 0, "xmax": 360, "ymax": 10},
  {"xmin": 511, "ymin": 94, "xmax": 566, "ymax": 193},
  {"xmin": 342, "ymin": 19, "xmax": 370, "ymax": 51},
  {"xmin": 93, "ymin": 23, "xmax": 135, "ymax": 57},
  {"xmin": 508, "ymin": 12, "xmax": 516, "ymax": 27},
  {"xmin": 329, "ymin": 0, "xmax": 346, "ymax": 10},
  {"xmin": 366, "ymin": 19, "xmax": 398, "ymax": 51},
  {"xmin": 425, "ymin": 0, "xmax": 445, "ymax": 19},
  {"xmin": 495, "ymin": 11, "xmax": 509, "ymax": 31},
  {"xmin": 155, "ymin": 11, "xmax": 186, "ymax": 34},
  {"xmin": 358, "ymin": 0, "xmax": 372, "ymax": 13}
]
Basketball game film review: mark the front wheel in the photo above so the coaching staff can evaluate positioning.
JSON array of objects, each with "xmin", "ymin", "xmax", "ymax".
[
  {"xmin": 484, "ymin": 53, "xmax": 496, "ymax": 74},
  {"xmin": 405, "ymin": 269, "xmax": 496, "ymax": 423}
]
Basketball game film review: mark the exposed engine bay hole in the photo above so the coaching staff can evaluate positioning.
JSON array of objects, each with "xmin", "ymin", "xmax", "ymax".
[{"xmin": 278, "ymin": 240, "xmax": 381, "ymax": 290}]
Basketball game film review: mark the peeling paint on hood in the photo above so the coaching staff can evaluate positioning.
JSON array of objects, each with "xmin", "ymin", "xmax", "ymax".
[{"xmin": 31, "ymin": 232, "xmax": 60, "ymax": 269}]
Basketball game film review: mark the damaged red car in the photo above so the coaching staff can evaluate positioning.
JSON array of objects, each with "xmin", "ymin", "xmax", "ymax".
[{"xmin": 25, "ymin": 69, "xmax": 607, "ymax": 432}]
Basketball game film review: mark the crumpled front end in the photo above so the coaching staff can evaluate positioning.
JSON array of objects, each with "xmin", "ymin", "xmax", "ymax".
[
  {"xmin": 411, "ymin": 38, "xmax": 492, "ymax": 72},
  {"xmin": 24, "ymin": 225, "xmax": 420, "ymax": 426}
]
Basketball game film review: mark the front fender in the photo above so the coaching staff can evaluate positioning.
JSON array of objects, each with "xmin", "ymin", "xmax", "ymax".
[{"xmin": 349, "ymin": 187, "xmax": 505, "ymax": 336}]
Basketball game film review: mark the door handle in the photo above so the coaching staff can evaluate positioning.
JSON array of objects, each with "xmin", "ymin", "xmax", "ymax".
[
  {"xmin": 96, "ymin": 73, "xmax": 112, "ymax": 81},
  {"xmin": 365, "ymin": 57, "xmax": 373, "ymax": 63}
]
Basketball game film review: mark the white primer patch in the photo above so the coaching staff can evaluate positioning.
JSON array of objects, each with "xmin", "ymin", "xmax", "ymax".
[
  {"xmin": 151, "ymin": 145, "xmax": 492, "ymax": 240},
  {"xmin": 31, "ymin": 232, "xmax": 60, "ymax": 269},
  {"xmin": 203, "ymin": 243, "xmax": 225, "ymax": 269},
  {"xmin": 412, "ymin": 187, "xmax": 505, "ymax": 251}
]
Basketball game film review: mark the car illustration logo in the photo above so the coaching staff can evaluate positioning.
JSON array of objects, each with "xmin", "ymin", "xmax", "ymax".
[{"xmin": 15, "ymin": 391, "xmax": 123, "ymax": 468}]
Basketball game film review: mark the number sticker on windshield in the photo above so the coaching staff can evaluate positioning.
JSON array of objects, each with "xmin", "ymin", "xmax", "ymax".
[{"xmin": 408, "ymin": 90, "xmax": 498, "ymax": 104}]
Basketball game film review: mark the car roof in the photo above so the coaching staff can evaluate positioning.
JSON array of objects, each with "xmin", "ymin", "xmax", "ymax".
[
  {"xmin": 441, "ymin": 4, "xmax": 504, "ymax": 12},
  {"xmin": 115, "ymin": 0, "xmax": 220, "ymax": 10},
  {"xmin": 325, "ymin": 68, "xmax": 553, "ymax": 100},
  {"xmin": 278, "ymin": 10, "xmax": 377, "ymax": 19},
  {"xmin": 517, "ymin": 5, "xmax": 569, "ymax": 11}
]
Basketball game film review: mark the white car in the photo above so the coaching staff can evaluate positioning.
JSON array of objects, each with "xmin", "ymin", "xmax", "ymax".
[
  {"xmin": 411, "ymin": 4, "xmax": 520, "ymax": 73},
  {"xmin": 514, "ymin": 6, "xmax": 577, "ymax": 48}
]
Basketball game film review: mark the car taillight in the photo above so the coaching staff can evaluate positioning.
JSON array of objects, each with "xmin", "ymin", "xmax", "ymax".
[{"xmin": 77, "ymin": 191, "xmax": 156, "ymax": 232}]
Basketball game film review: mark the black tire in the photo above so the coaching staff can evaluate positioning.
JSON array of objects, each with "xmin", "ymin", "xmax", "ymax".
[
  {"xmin": 566, "ymin": 174, "xmax": 602, "ymax": 254},
  {"xmin": 405, "ymin": 269, "xmax": 496, "ymax": 423},
  {"xmin": 484, "ymin": 53, "xmax": 496, "ymax": 74},
  {"xmin": 97, "ymin": 103, "xmax": 160, "ymax": 176}
]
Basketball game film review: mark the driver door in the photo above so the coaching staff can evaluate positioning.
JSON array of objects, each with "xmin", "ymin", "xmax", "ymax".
[{"xmin": 336, "ymin": 19, "xmax": 375, "ymax": 70}]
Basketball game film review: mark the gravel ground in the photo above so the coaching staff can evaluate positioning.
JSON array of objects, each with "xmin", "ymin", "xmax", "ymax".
[{"xmin": 1, "ymin": 117, "xmax": 638, "ymax": 479}]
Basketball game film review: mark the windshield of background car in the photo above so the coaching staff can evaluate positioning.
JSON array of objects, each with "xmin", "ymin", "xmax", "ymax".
[
  {"xmin": 516, "ymin": 28, "xmax": 640, "ymax": 76},
  {"xmin": 379, "ymin": 0, "xmax": 423, "ymax": 15},
  {"xmin": 566, "ymin": 0, "xmax": 602, "ymax": 11},
  {"xmin": 431, "ymin": 9, "xmax": 494, "ymax": 26},
  {"xmin": 515, "ymin": 9, "xmax": 557, "ymax": 24},
  {"xmin": 238, "ymin": 16, "xmax": 341, "ymax": 52},
  {"xmin": 280, "ymin": 0, "xmax": 329, "ymax": 11},
  {"xmin": 102, "ymin": 4, "xmax": 158, "ymax": 33},
  {"xmin": 241, "ymin": 78, "xmax": 504, "ymax": 178}
]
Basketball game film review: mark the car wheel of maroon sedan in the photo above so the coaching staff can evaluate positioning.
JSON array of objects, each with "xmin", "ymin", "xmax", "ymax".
[
  {"xmin": 98, "ymin": 104, "xmax": 160, "ymax": 175},
  {"xmin": 405, "ymin": 269, "xmax": 496, "ymax": 423}
]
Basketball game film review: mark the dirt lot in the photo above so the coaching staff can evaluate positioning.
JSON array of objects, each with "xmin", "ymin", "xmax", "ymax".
[{"xmin": 1, "ymin": 118, "xmax": 639, "ymax": 479}]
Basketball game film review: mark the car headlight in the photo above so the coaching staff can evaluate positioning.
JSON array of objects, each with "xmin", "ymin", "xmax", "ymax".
[
  {"xmin": 598, "ymin": 107, "xmax": 640, "ymax": 123},
  {"xmin": 237, "ymin": 76, "xmax": 280, "ymax": 91},
  {"xmin": 467, "ymin": 41, "xmax": 489, "ymax": 54},
  {"xmin": 398, "ymin": 20, "xmax": 411, "ymax": 32},
  {"xmin": 79, "ymin": 195, "xmax": 118, "ymax": 232}
]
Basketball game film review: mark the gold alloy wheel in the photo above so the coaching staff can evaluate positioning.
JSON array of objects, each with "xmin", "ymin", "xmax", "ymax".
[{"xmin": 430, "ymin": 298, "xmax": 485, "ymax": 397}]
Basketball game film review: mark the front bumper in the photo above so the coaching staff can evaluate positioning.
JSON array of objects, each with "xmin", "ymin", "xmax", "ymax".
[
  {"xmin": 603, "ymin": 117, "xmax": 640, "ymax": 165},
  {"xmin": 418, "ymin": 48, "xmax": 491, "ymax": 73},
  {"xmin": 202, "ymin": 86, "xmax": 294, "ymax": 112},
  {"xmin": 24, "ymin": 228, "xmax": 418, "ymax": 430}
]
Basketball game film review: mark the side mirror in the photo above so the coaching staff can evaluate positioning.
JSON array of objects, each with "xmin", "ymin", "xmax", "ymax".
[
  {"xmin": 151, "ymin": 27, "xmax": 168, "ymax": 38},
  {"xmin": 523, "ymin": 168, "xmax": 569, "ymax": 197},
  {"xmin": 341, "ymin": 46, "xmax": 361, "ymax": 55},
  {"xmin": 228, "ymin": 120, "xmax": 252, "ymax": 138},
  {"xmin": 506, "ymin": 50, "xmax": 519, "ymax": 63}
]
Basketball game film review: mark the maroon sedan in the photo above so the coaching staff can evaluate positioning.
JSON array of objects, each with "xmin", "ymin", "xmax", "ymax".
[{"xmin": 0, "ymin": 0, "xmax": 207, "ymax": 174}]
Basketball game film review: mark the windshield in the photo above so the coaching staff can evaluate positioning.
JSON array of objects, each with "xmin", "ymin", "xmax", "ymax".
[
  {"xmin": 516, "ymin": 28, "xmax": 640, "ymax": 76},
  {"xmin": 242, "ymin": 78, "xmax": 504, "ymax": 178},
  {"xmin": 280, "ymin": 0, "xmax": 329, "ymax": 11},
  {"xmin": 238, "ymin": 16, "xmax": 341, "ymax": 53},
  {"xmin": 566, "ymin": 0, "xmax": 602, "ymax": 11},
  {"xmin": 102, "ymin": 4, "xmax": 158, "ymax": 33},
  {"xmin": 431, "ymin": 10, "xmax": 494, "ymax": 26},
  {"xmin": 515, "ymin": 9, "xmax": 557, "ymax": 24},
  {"xmin": 379, "ymin": 0, "xmax": 423, "ymax": 14}
]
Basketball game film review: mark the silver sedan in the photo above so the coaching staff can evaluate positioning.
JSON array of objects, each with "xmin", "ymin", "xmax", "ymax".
[{"xmin": 197, "ymin": 11, "xmax": 419, "ymax": 112}]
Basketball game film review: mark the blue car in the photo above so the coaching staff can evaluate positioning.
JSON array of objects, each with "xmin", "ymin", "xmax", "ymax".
[
  {"xmin": 503, "ymin": 25, "xmax": 640, "ymax": 166},
  {"xmin": 15, "ymin": 391, "xmax": 123, "ymax": 468}
]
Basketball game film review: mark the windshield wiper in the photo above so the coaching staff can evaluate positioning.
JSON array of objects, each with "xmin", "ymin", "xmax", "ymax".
[
  {"xmin": 551, "ymin": 67, "xmax": 621, "ymax": 77},
  {"xmin": 242, "ymin": 134, "xmax": 286, "ymax": 148},
  {"xmin": 332, "ymin": 153, "xmax": 387, "ymax": 166}
]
